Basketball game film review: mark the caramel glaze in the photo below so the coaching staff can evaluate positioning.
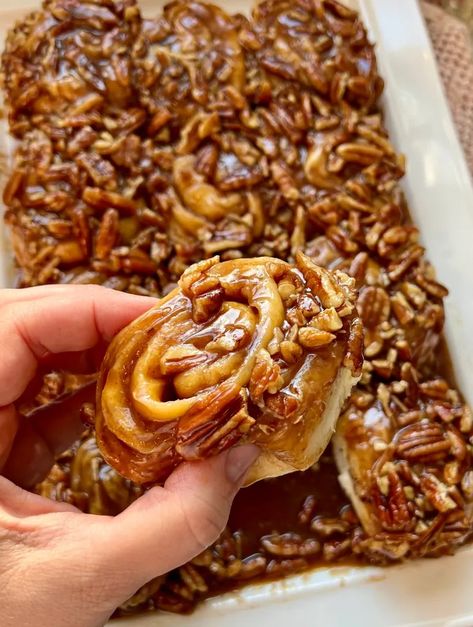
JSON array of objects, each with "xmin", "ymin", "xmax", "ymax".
[
  {"xmin": 231, "ymin": 457, "xmax": 347, "ymax": 554},
  {"xmin": 196, "ymin": 457, "xmax": 362, "ymax": 605}
]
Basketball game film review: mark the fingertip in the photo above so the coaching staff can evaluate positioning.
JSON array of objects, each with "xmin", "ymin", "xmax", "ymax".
[
  {"xmin": 165, "ymin": 445, "xmax": 260, "ymax": 497},
  {"xmin": 224, "ymin": 444, "xmax": 260, "ymax": 485},
  {"xmin": 89, "ymin": 286, "xmax": 157, "ymax": 341}
]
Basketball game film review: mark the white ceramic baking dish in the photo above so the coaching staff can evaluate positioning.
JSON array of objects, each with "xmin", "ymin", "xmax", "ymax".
[{"xmin": 1, "ymin": 1, "xmax": 473, "ymax": 625}]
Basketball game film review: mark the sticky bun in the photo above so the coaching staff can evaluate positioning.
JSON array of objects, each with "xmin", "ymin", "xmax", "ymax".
[{"xmin": 96, "ymin": 253, "xmax": 362, "ymax": 484}]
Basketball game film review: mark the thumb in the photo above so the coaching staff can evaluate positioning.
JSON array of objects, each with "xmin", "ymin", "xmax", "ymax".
[{"xmin": 107, "ymin": 444, "xmax": 259, "ymax": 590}]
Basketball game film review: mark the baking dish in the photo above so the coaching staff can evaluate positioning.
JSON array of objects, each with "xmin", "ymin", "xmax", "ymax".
[{"xmin": 1, "ymin": 1, "xmax": 473, "ymax": 625}]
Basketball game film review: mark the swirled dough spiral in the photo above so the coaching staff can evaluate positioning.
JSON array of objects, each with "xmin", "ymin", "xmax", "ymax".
[{"xmin": 96, "ymin": 253, "xmax": 363, "ymax": 484}]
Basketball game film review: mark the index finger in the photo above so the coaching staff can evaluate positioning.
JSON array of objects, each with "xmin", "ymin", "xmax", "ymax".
[{"xmin": 0, "ymin": 284, "xmax": 155, "ymax": 406}]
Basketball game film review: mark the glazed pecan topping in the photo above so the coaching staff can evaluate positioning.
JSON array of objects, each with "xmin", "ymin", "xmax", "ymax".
[{"xmin": 334, "ymin": 372, "xmax": 473, "ymax": 557}]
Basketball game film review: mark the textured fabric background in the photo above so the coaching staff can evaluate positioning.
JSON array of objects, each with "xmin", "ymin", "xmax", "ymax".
[
  {"xmin": 425, "ymin": 0, "xmax": 473, "ymax": 33},
  {"xmin": 422, "ymin": 1, "xmax": 473, "ymax": 173}
]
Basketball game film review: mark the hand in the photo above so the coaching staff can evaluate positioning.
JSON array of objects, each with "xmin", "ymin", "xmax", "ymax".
[{"xmin": 0, "ymin": 285, "xmax": 259, "ymax": 627}]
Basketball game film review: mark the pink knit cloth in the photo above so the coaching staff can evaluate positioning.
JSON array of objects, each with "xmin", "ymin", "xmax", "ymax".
[{"xmin": 422, "ymin": 1, "xmax": 473, "ymax": 173}]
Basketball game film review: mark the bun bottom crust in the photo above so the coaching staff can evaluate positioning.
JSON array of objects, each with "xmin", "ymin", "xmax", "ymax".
[{"xmin": 244, "ymin": 367, "xmax": 359, "ymax": 485}]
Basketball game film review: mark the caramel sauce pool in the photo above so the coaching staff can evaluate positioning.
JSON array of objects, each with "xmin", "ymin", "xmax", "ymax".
[
  {"xmin": 199, "ymin": 456, "xmax": 360, "ymax": 602},
  {"xmin": 230, "ymin": 457, "xmax": 345, "ymax": 554}
]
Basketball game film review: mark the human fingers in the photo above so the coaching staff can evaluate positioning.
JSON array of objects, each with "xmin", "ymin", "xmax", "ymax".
[
  {"xmin": 0, "ymin": 284, "xmax": 155, "ymax": 406},
  {"xmin": 105, "ymin": 445, "xmax": 260, "ymax": 590},
  {"xmin": 2, "ymin": 382, "xmax": 95, "ymax": 486},
  {"xmin": 0, "ymin": 446, "xmax": 258, "ymax": 627},
  {"xmin": 0, "ymin": 475, "xmax": 78, "ymax": 516}
]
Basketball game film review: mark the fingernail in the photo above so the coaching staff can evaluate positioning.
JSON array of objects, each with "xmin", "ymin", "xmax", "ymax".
[{"xmin": 225, "ymin": 445, "xmax": 260, "ymax": 485}]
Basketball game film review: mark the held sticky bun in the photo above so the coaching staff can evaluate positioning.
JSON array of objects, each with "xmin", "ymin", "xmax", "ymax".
[{"xmin": 96, "ymin": 253, "xmax": 362, "ymax": 484}]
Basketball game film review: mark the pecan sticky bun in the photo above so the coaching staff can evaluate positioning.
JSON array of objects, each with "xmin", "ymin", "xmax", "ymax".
[
  {"xmin": 333, "ymin": 371, "xmax": 473, "ymax": 559},
  {"xmin": 96, "ymin": 253, "xmax": 362, "ymax": 484}
]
